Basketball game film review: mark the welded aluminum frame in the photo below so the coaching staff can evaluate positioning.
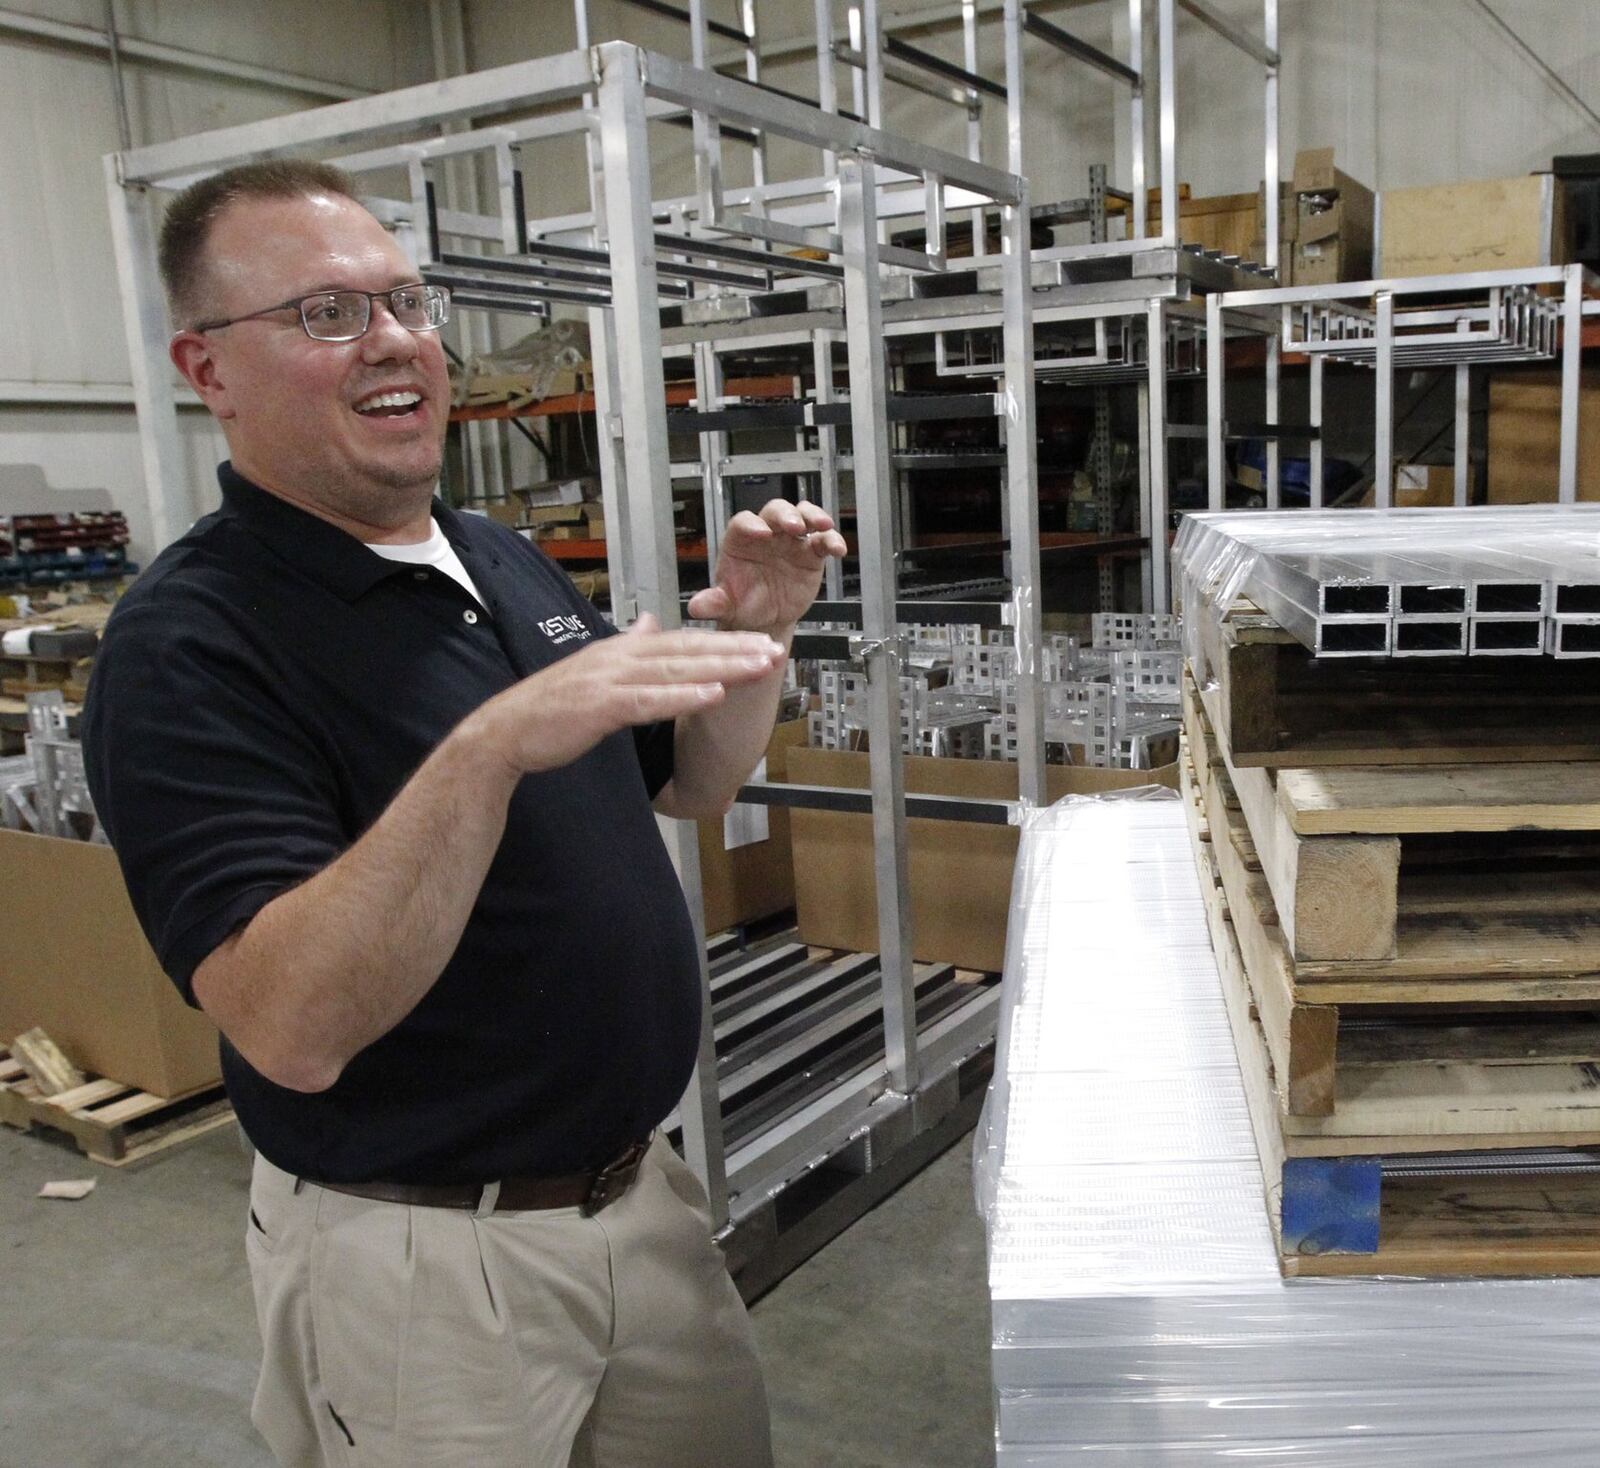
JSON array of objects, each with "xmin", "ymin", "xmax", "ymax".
[
  {"xmin": 552, "ymin": 0, "xmax": 1279, "ymax": 616},
  {"xmin": 106, "ymin": 41, "xmax": 1041, "ymax": 1236},
  {"xmin": 1204, "ymin": 262, "xmax": 1598, "ymax": 513}
]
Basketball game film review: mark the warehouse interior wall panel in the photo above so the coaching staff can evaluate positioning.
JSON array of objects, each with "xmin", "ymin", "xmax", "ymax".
[
  {"xmin": 0, "ymin": 0, "xmax": 432, "ymax": 562},
  {"xmin": 0, "ymin": 405, "xmax": 225, "ymax": 559}
]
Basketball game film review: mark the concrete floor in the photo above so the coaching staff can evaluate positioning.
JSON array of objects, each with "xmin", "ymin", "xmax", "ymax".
[{"xmin": 0, "ymin": 1121, "xmax": 993, "ymax": 1468}]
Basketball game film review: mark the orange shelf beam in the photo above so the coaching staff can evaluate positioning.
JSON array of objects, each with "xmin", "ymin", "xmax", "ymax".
[{"xmin": 451, "ymin": 374, "xmax": 802, "ymax": 422}]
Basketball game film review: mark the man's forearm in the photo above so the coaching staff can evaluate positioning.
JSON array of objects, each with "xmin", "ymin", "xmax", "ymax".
[
  {"xmin": 660, "ymin": 627, "xmax": 792, "ymax": 818},
  {"xmin": 193, "ymin": 712, "xmax": 520, "ymax": 1092}
]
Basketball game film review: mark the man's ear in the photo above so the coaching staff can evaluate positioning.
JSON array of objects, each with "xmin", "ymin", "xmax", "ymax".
[{"xmin": 170, "ymin": 331, "xmax": 236, "ymax": 420}]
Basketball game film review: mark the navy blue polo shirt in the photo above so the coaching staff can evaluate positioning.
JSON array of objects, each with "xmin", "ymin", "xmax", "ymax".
[{"xmin": 82, "ymin": 464, "xmax": 702, "ymax": 1185}]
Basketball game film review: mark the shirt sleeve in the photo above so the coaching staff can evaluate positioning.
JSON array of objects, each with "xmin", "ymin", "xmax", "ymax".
[{"xmin": 82, "ymin": 601, "xmax": 349, "ymax": 1005}]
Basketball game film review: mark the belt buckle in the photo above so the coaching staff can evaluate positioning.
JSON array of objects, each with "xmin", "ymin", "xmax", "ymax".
[{"xmin": 580, "ymin": 1141, "xmax": 646, "ymax": 1218}]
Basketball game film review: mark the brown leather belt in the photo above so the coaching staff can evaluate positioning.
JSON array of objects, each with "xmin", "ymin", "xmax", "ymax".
[{"xmin": 313, "ymin": 1139, "xmax": 651, "ymax": 1218}]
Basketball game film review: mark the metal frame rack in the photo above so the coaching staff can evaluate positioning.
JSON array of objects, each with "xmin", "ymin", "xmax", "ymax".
[
  {"xmin": 567, "ymin": 0, "xmax": 1283, "ymax": 617},
  {"xmin": 106, "ymin": 39, "xmax": 1046, "ymax": 1286},
  {"xmin": 1202, "ymin": 263, "xmax": 1600, "ymax": 512}
]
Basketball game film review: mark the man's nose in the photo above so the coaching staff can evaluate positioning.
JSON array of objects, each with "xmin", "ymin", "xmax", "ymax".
[{"xmin": 360, "ymin": 298, "xmax": 419, "ymax": 363}]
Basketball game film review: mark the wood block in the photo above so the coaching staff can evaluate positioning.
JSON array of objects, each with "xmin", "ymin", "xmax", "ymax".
[
  {"xmin": 1186, "ymin": 675, "xmax": 1399, "ymax": 962},
  {"xmin": 9, "ymin": 1027, "xmax": 85, "ymax": 1096}
]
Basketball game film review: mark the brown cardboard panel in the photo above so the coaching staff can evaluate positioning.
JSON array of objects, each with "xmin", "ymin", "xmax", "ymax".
[
  {"xmin": 0, "ymin": 829, "xmax": 219, "ymax": 1097},
  {"xmin": 696, "ymin": 719, "xmax": 807, "ymax": 934},
  {"xmin": 1298, "ymin": 208, "xmax": 1343, "ymax": 247},
  {"xmin": 788, "ymin": 749, "xmax": 1177, "ymax": 974},
  {"xmin": 1487, "ymin": 370, "xmax": 1600, "ymax": 504},
  {"xmin": 1292, "ymin": 147, "xmax": 1339, "ymax": 196},
  {"xmin": 1379, "ymin": 175, "xmax": 1565, "ymax": 278}
]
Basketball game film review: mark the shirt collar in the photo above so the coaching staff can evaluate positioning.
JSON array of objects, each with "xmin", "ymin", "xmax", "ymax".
[{"xmin": 216, "ymin": 462, "xmax": 475, "ymax": 602}]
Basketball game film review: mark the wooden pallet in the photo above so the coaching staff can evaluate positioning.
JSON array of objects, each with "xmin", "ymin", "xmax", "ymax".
[
  {"xmin": 0, "ymin": 1050, "xmax": 233, "ymax": 1165},
  {"xmin": 1183, "ymin": 713, "xmax": 1600, "ymax": 1136},
  {"xmin": 1184, "ymin": 672, "xmax": 1600, "ymax": 967},
  {"xmin": 1181, "ymin": 750, "xmax": 1600, "ymax": 1277},
  {"xmin": 1190, "ymin": 601, "xmax": 1600, "ymax": 768}
]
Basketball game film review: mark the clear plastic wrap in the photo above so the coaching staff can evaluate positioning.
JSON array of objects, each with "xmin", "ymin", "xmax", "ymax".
[{"xmin": 978, "ymin": 797, "xmax": 1600, "ymax": 1463}]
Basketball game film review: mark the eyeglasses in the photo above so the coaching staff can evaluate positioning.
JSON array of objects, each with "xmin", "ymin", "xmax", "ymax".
[{"xmin": 194, "ymin": 284, "xmax": 451, "ymax": 342}]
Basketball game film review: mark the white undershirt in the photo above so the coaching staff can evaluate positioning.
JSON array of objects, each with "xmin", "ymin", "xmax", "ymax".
[{"xmin": 367, "ymin": 521, "xmax": 487, "ymax": 608}]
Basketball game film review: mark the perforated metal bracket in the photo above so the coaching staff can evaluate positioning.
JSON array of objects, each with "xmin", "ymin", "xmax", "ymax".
[{"xmin": 848, "ymin": 633, "xmax": 908, "ymax": 668}]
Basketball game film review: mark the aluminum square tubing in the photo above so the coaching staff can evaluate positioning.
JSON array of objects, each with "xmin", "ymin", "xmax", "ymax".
[
  {"xmin": 1469, "ymin": 613, "xmax": 1549, "ymax": 656},
  {"xmin": 1552, "ymin": 618, "xmax": 1600, "ymax": 659},
  {"xmin": 1392, "ymin": 615, "xmax": 1468, "ymax": 658}
]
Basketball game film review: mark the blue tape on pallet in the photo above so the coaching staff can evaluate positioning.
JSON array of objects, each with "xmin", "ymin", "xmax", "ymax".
[{"xmin": 1281, "ymin": 1155, "xmax": 1383, "ymax": 1256}]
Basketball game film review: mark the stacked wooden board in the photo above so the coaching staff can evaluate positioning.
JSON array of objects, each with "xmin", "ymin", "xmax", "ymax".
[{"xmin": 1181, "ymin": 597, "xmax": 1600, "ymax": 1276}]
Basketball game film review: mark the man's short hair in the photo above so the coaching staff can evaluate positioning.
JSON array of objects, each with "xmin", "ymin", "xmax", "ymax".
[{"xmin": 159, "ymin": 159, "xmax": 359, "ymax": 329}]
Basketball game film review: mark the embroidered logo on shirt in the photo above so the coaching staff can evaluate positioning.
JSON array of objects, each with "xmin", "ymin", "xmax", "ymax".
[{"xmin": 538, "ymin": 614, "xmax": 592, "ymax": 647}]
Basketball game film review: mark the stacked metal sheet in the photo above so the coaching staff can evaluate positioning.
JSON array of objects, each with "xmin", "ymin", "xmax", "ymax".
[
  {"xmin": 1174, "ymin": 504, "xmax": 1600, "ymax": 657},
  {"xmin": 978, "ymin": 795, "xmax": 1600, "ymax": 1463}
]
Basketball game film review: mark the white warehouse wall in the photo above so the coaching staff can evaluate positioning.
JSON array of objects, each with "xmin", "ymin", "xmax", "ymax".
[
  {"xmin": 0, "ymin": 0, "xmax": 430, "ymax": 564},
  {"xmin": 2, "ymin": 0, "xmax": 1596, "ymax": 563}
]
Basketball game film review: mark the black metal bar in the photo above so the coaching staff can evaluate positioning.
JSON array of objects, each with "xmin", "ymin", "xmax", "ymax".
[
  {"xmin": 735, "ymin": 781, "xmax": 1016, "ymax": 825},
  {"xmin": 713, "ymin": 70, "xmax": 868, "ymax": 125},
  {"xmin": 423, "ymin": 178, "xmax": 440, "ymax": 263},
  {"xmin": 1021, "ymin": 10, "xmax": 1140, "ymax": 86},
  {"xmin": 437, "ymin": 253, "xmax": 619, "ymax": 291},
  {"xmin": 883, "ymin": 34, "xmax": 1007, "ymax": 100},
  {"xmin": 888, "ymin": 393, "xmax": 998, "ymax": 422},
  {"xmin": 788, "ymin": 631, "xmax": 854, "ymax": 660},
  {"xmin": 1225, "ymin": 422, "xmax": 1324, "ymax": 442},
  {"xmin": 807, "ymin": 599, "xmax": 1009, "ymax": 628},
  {"xmin": 448, "ymin": 285, "xmax": 607, "ymax": 312},
  {"xmin": 511, "ymin": 168, "xmax": 528, "ymax": 255},
  {"xmin": 654, "ymin": 231, "xmax": 844, "ymax": 281},
  {"xmin": 438, "ymin": 248, "xmax": 761, "ymax": 294},
  {"xmin": 430, "ymin": 267, "xmax": 620, "ymax": 305},
  {"xmin": 660, "ymin": 112, "xmax": 759, "ymax": 147},
  {"xmin": 617, "ymin": 0, "xmax": 746, "ymax": 43},
  {"xmin": 669, "ymin": 393, "xmax": 998, "ymax": 434},
  {"xmin": 897, "ymin": 534, "xmax": 1148, "ymax": 565}
]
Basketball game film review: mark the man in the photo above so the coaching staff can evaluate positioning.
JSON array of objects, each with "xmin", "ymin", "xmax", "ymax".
[{"xmin": 83, "ymin": 159, "xmax": 845, "ymax": 1468}]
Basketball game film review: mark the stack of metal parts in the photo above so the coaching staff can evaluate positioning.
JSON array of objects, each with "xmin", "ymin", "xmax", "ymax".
[
  {"xmin": 0, "ymin": 691, "xmax": 101, "ymax": 841},
  {"xmin": 978, "ymin": 796, "xmax": 1600, "ymax": 1464},
  {"xmin": 807, "ymin": 616, "xmax": 1181, "ymax": 767},
  {"xmin": 1176, "ymin": 505, "xmax": 1600, "ymax": 658}
]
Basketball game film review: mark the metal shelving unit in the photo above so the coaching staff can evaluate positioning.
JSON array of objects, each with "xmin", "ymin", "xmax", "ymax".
[{"xmin": 1204, "ymin": 264, "xmax": 1600, "ymax": 511}]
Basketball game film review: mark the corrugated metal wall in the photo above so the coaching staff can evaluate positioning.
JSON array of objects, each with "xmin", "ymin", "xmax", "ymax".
[{"xmin": 4, "ymin": 0, "xmax": 1595, "ymax": 560}]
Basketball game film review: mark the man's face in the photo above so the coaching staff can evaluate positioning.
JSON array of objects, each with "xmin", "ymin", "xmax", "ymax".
[{"xmin": 174, "ymin": 191, "xmax": 451, "ymax": 531}]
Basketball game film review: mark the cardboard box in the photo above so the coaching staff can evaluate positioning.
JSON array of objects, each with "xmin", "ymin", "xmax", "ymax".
[
  {"xmin": 1150, "ymin": 188, "xmax": 1261, "ymax": 260},
  {"xmin": 523, "ymin": 503, "xmax": 587, "ymax": 527},
  {"xmin": 1359, "ymin": 464, "xmax": 1457, "ymax": 508},
  {"xmin": 1378, "ymin": 174, "xmax": 1567, "ymax": 278},
  {"xmin": 788, "ymin": 748, "xmax": 1179, "ymax": 974},
  {"xmin": 1290, "ymin": 148, "xmax": 1373, "ymax": 285},
  {"xmin": 1486, "ymin": 370, "xmax": 1600, "ymax": 503},
  {"xmin": 696, "ymin": 718, "xmax": 806, "ymax": 934},
  {"xmin": 0, "ymin": 828, "xmax": 219, "ymax": 1097}
]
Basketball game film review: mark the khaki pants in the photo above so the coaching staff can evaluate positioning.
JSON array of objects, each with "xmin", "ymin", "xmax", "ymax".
[{"xmin": 244, "ymin": 1136, "xmax": 772, "ymax": 1468}]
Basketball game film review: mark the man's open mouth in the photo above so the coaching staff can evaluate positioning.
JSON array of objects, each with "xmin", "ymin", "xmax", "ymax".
[{"xmin": 353, "ymin": 390, "xmax": 424, "ymax": 419}]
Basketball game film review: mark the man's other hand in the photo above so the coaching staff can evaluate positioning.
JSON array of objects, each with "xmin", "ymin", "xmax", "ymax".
[{"xmin": 686, "ymin": 500, "xmax": 848, "ymax": 636}]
